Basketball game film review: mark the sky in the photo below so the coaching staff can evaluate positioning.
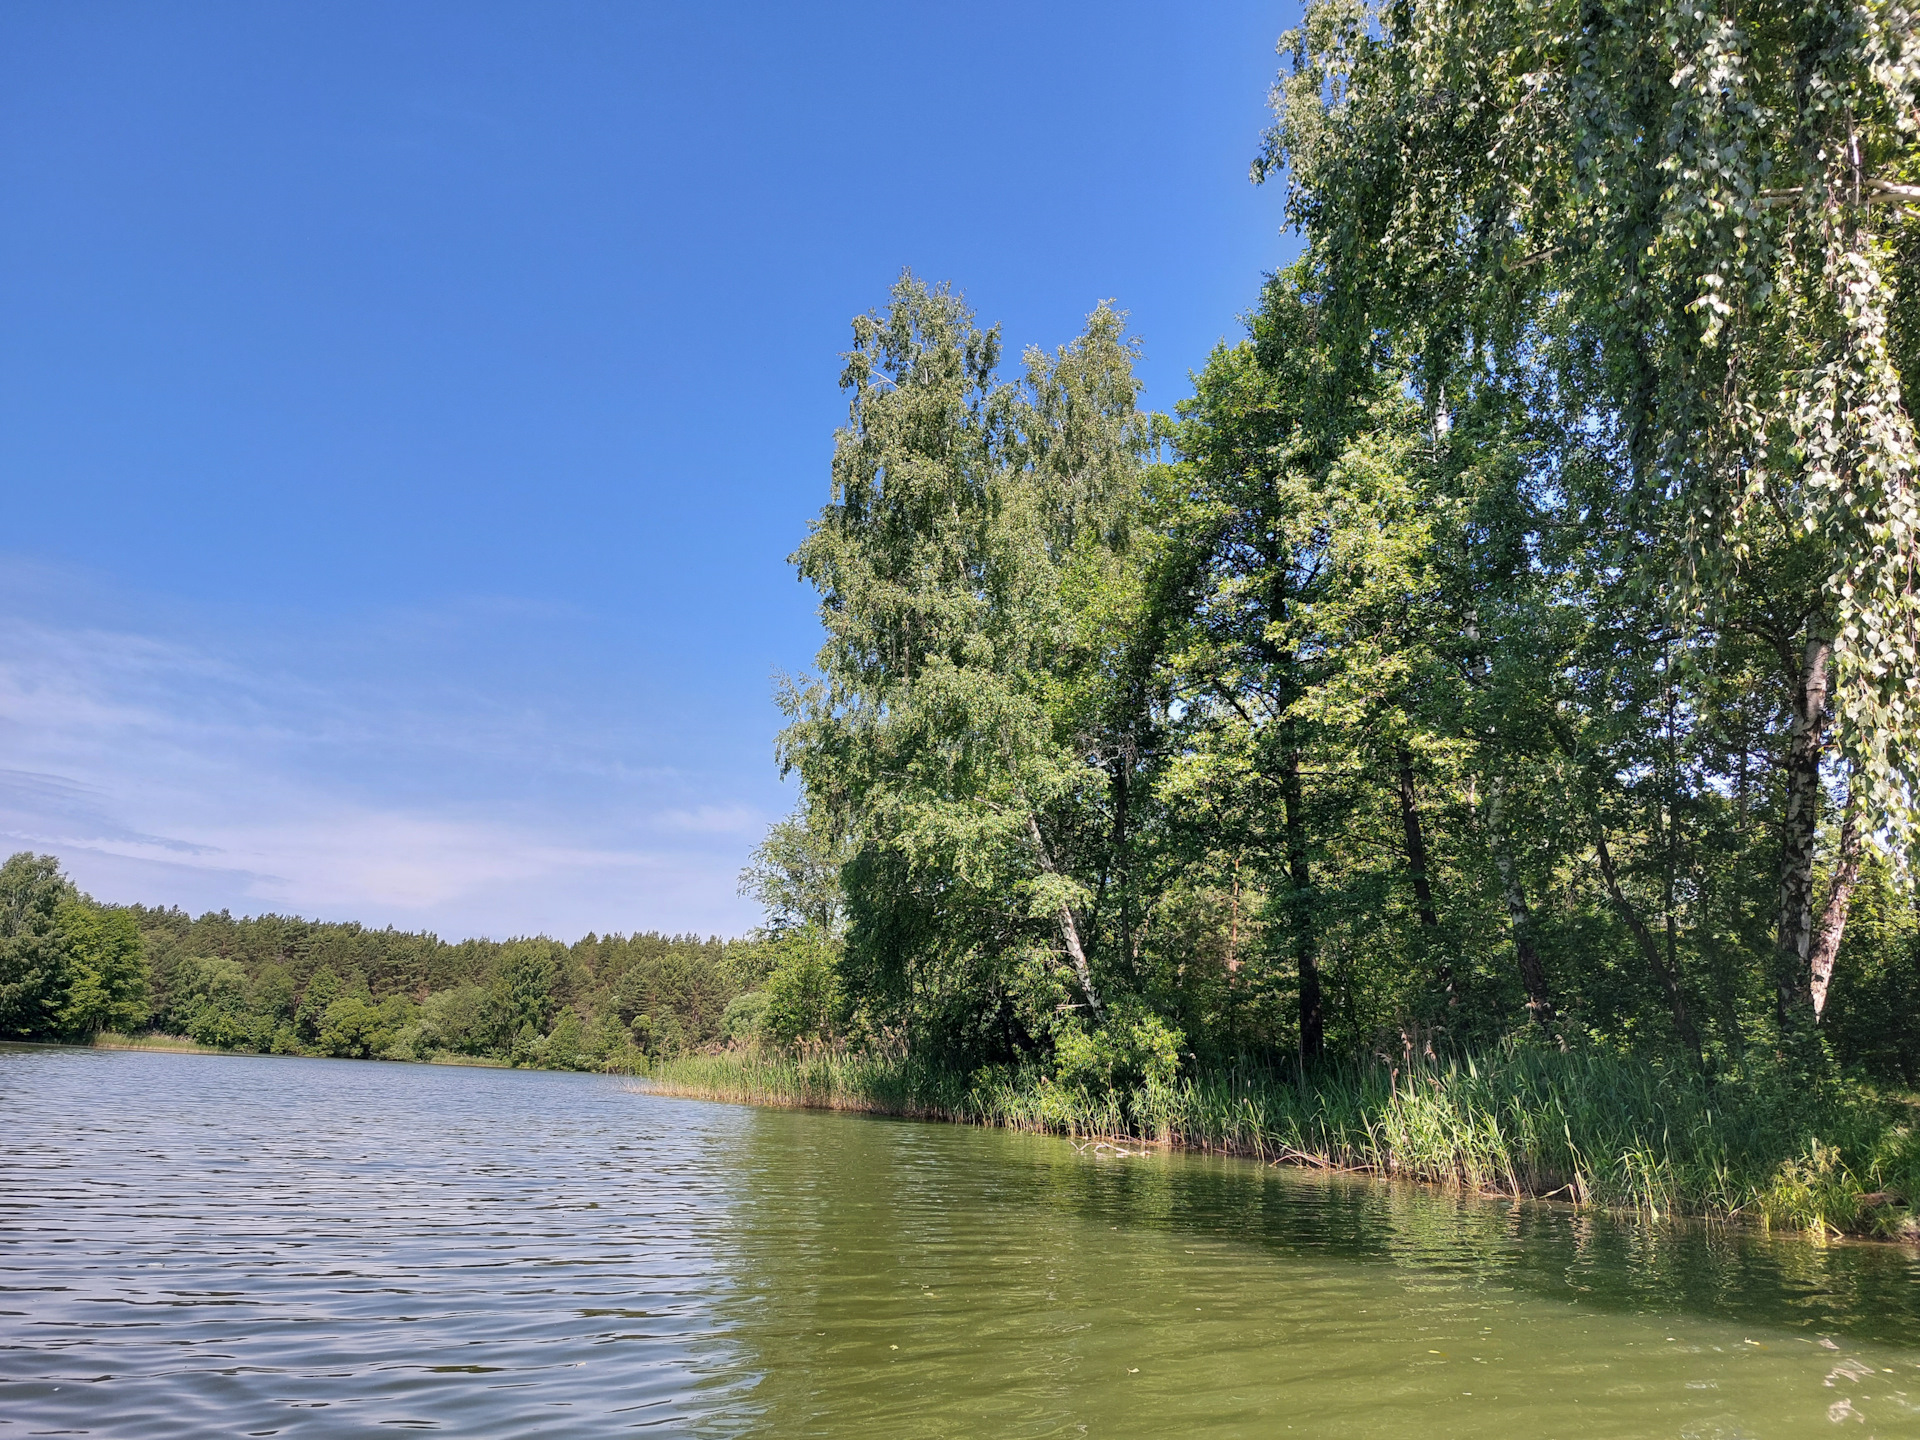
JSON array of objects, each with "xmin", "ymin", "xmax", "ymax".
[{"xmin": 0, "ymin": 2, "xmax": 1301, "ymax": 942}]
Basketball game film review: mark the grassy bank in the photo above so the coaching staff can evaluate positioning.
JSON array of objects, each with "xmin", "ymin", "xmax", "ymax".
[
  {"xmin": 85, "ymin": 1032, "xmax": 530, "ymax": 1071},
  {"xmin": 634, "ymin": 1048, "xmax": 974, "ymax": 1118},
  {"xmin": 640, "ymin": 1044, "xmax": 1920, "ymax": 1239},
  {"xmin": 91, "ymin": 1031, "xmax": 228, "ymax": 1055}
]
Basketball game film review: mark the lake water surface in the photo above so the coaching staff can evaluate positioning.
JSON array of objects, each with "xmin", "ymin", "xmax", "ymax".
[{"xmin": 3, "ymin": 1045, "xmax": 1919, "ymax": 1437}]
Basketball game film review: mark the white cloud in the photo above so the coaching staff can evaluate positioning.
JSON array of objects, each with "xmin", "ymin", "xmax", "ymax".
[
  {"xmin": 657, "ymin": 803, "xmax": 764, "ymax": 836},
  {"xmin": 0, "ymin": 585, "xmax": 777, "ymax": 939}
]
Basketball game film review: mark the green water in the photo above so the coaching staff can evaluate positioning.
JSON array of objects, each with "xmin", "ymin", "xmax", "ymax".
[
  {"xmin": 717, "ymin": 1108, "xmax": 1920, "ymax": 1437},
  {"xmin": 3, "ymin": 1047, "xmax": 1917, "ymax": 1436}
]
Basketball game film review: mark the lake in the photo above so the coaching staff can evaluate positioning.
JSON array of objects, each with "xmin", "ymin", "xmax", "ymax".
[{"xmin": 3, "ymin": 1045, "xmax": 1918, "ymax": 1437}]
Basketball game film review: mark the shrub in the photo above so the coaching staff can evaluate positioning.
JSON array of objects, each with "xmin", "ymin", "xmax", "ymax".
[
  {"xmin": 722, "ymin": 990, "xmax": 769, "ymax": 1043},
  {"xmin": 1052, "ymin": 999, "xmax": 1183, "ymax": 1092},
  {"xmin": 760, "ymin": 929, "xmax": 844, "ymax": 1049}
]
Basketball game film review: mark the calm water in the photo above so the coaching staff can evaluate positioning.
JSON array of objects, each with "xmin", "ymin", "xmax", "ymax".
[{"xmin": 4, "ymin": 1047, "xmax": 1919, "ymax": 1437}]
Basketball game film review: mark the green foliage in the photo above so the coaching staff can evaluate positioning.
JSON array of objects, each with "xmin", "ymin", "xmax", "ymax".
[
  {"xmin": 779, "ymin": 275, "xmax": 1164, "ymax": 1072},
  {"xmin": 1822, "ymin": 859, "xmax": 1920, "ymax": 1083},
  {"xmin": 0, "ymin": 860, "xmax": 740, "ymax": 1073},
  {"xmin": 610, "ymin": 941, "xmax": 732, "ymax": 1053},
  {"xmin": 1261, "ymin": 0, "xmax": 1920, "ymax": 886},
  {"xmin": 741, "ymin": 810, "xmax": 848, "ymax": 937},
  {"xmin": 0, "ymin": 854, "xmax": 151, "ymax": 1042},
  {"xmin": 758, "ymin": 929, "xmax": 847, "ymax": 1050},
  {"xmin": 721, "ymin": 990, "xmax": 769, "ymax": 1043},
  {"xmin": 761, "ymin": 55, "xmax": 1919, "ymax": 1105},
  {"xmin": 171, "ymin": 956, "xmax": 257, "ymax": 1049},
  {"xmin": 52, "ymin": 901, "xmax": 145, "ymax": 1038},
  {"xmin": 295, "ymin": 965, "xmax": 344, "ymax": 1042},
  {"xmin": 486, "ymin": 941, "xmax": 561, "ymax": 1050},
  {"xmin": 538, "ymin": 1009, "xmax": 590, "ymax": 1071},
  {"xmin": 419, "ymin": 984, "xmax": 490, "ymax": 1055},
  {"xmin": 313, "ymin": 994, "xmax": 414, "ymax": 1059},
  {"xmin": 248, "ymin": 963, "xmax": 296, "ymax": 1026},
  {"xmin": 0, "ymin": 853, "xmax": 78, "ymax": 1038},
  {"xmin": 1052, "ymin": 999, "xmax": 1183, "ymax": 1092}
]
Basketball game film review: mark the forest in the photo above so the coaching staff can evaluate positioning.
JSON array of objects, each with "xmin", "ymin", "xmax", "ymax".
[
  {"xmin": 745, "ymin": 0, "xmax": 1920, "ymax": 1099},
  {"xmin": 0, "ymin": 851, "xmax": 766, "ymax": 1070},
  {"xmin": 647, "ymin": 0, "xmax": 1920, "ymax": 1229}
]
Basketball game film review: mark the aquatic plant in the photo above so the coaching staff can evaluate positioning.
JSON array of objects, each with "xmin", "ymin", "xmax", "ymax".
[{"xmin": 641, "ymin": 1042, "xmax": 1920, "ymax": 1239}]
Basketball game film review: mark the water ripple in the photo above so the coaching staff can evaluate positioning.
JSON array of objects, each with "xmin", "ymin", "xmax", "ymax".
[{"xmin": 5, "ymin": 1046, "xmax": 1919, "ymax": 1438}]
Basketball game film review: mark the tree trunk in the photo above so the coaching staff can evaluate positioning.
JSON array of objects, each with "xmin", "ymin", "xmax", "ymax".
[
  {"xmin": 1281, "ymin": 750, "xmax": 1322, "ymax": 1064},
  {"xmin": 1027, "ymin": 813, "xmax": 1103, "ymax": 1019},
  {"xmin": 1226, "ymin": 864, "xmax": 1241, "ymax": 977},
  {"xmin": 1111, "ymin": 759, "xmax": 1139, "ymax": 979},
  {"xmin": 1594, "ymin": 825, "xmax": 1703, "ymax": 1064},
  {"xmin": 1487, "ymin": 774, "xmax": 1556, "ymax": 1033},
  {"xmin": 1774, "ymin": 629, "xmax": 1833, "ymax": 1027},
  {"xmin": 1223, "ymin": 863, "xmax": 1242, "ymax": 1051},
  {"xmin": 1397, "ymin": 746, "xmax": 1452, "ymax": 1008},
  {"xmin": 1809, "ymin": 791, "xmax": 1863, "ymax": 1023},
  {"xmin": 1396, "ymin": 748, "xmax": 1439, "ymax": 928}
]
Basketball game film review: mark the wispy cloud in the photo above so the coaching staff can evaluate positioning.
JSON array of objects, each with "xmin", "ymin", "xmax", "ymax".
[
  {"xmin": 0, "ymin": 573, "xmax": 779, "ymax": 938},
  {"xmin": 657, "ymin": 803, "xmax": 764, "ymax": 837}
]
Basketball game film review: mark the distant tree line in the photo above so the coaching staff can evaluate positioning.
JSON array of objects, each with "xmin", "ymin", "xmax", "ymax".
[{"xmin": 0, "ymin": 851, "xmax": 781, "ymax": 1071}]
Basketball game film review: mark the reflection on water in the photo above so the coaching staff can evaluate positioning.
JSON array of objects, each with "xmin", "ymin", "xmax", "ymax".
[
  {"xmin": 2, "ymin": 1046, "xmax": 1917, "ymax": 1437},
  {"xmin": 709, "ymin": 1110, "xmax": 1920, "ymax": 1438}
]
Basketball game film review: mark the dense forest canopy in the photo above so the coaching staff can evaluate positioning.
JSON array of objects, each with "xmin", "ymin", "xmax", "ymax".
[{"xmin": 0, "ymin": 851, "xmax": 765, "ymax": 1070}]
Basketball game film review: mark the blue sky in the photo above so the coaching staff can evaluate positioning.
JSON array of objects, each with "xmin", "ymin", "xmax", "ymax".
[{"xmin": 0, "ymin": 2, "xmax": 1299, "ymax": 940}]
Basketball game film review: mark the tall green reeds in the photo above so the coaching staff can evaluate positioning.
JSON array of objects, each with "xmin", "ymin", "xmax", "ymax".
[
  {"xmin": 637, "ymin": 1047, "xmax": 972, "ymax": 1119},
  {"xmin": 640, "ymin": 1043, "xmax": 1920, "ymax": 1238}
]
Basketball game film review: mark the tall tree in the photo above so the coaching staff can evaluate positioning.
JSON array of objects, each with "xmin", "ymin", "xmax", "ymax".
[
  {"xmin": 1260, "ymin": 0, "xmax": 1920, "ymax": 1028},
  {"xmin": 0, "ymin": 854, "xmax": 77, "ymax": 1038},
  {"xmin": 780, "ymin": 276, "xmax": 1161, "ymax": 1066}
]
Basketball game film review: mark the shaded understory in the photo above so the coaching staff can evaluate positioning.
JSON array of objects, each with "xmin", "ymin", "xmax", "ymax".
[{"xmin": 641, "ymin": 1043, "xmax": 1920, "ymax": 1241}]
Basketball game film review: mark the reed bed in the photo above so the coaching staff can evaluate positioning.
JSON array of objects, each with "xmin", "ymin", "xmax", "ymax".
[
  {"xmin": 642, "ymin": 1043, "xmax": 1920, "ymax": 1238},
  {"xmin": 90, "ymin": 1031, "xmax": 226, "ymax": 1055},
  {"xmin": 636, "ymin": 1048, "xmax": 974, "ymax": 1119}
]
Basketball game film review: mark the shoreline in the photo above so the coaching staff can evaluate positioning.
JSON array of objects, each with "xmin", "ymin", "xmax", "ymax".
[
  {"xmin": 22, "ymin": 1032, "xmax": 1916, "ymax": 1247},
  {"xmin": 52, "ymin": 1034, "xmax": 520, "ymax": 1070},
  {"xmin": 635, "ymin": 1047, "xmax": 1920, "ymax": 1246}
]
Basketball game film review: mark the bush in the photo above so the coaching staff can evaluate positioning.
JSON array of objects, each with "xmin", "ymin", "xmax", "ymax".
[
  {"xmin": 1052, "ymin": 998, "xmax": 1183, "ymax": 1092},
  {"xmin": 760, "ymin": 929, "xmax": 844, "ymax": 1049},
  {"xmin": 722, "ymin": 990, "xmax": 769, "ymax": 1043}
]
